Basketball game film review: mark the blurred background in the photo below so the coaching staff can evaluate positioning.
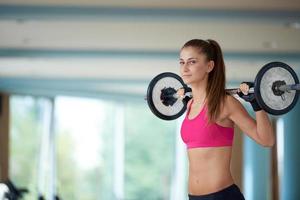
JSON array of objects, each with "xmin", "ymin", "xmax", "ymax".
[{"xmin": 0, "ymin": 0, "xmax": 300, "ymax": 200}]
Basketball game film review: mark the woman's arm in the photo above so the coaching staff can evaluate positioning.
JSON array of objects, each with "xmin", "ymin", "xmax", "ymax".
[{"xmin": 227, "ymin": 95, "xmax": 275, "ymax": 147}]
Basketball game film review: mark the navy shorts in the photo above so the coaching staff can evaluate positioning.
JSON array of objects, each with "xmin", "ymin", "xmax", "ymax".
[{"xmin": 188, "ymin": 184, "xmax": 245, "ymax": 200}]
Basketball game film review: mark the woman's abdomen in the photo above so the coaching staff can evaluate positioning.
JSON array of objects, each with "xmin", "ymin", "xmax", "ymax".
[{"xmin": 187, "ymin": 147, "xmax": 234, "ymax": 195}]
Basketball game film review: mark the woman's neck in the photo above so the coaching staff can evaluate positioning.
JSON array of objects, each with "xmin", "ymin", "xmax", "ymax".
[{"xmin": 190, "ymin": 79, "xmax": 207, "ymax": 104}]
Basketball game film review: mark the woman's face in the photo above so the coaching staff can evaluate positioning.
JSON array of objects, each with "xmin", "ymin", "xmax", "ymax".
[{"xmin": 179, "ymin": 46, "xmax": 214, "ymax": 85}]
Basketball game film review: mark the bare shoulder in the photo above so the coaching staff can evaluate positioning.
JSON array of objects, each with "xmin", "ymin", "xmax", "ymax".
[
  {"xmin": 215, "ymin": 94, "xmax": 237, "ymax": 126},
  {"xmin": 224, "ymin": 94, "xmax": 248, "ymax": 117},
  {"xmin": 225, "ymin": 94, "xmax": 240, "ymax": 106}
]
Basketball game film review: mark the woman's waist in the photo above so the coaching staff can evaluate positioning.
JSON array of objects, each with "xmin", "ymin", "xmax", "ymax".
[
  {"xmin": 188, "ymin": 172, "xmax": 234, "ymax": 195},
  {"xmin": 188, "ymin": 164, "xmax": 231, "ymax": 179},
  {"xmin": 187, "ymin": 146, "xmax": 232, "ymax": 166}
]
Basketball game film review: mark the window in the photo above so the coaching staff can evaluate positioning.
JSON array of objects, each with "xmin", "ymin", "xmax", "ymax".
[
  {"xmin": 124, "ymin": 102, "xmax": 177, "ymax": 200},
  {"xmin": 9, "ymin": 95, "xmax": 48, "ymax": 199},
  {"xmin": 9, "ymin": 95, "xmax": 184, "ymax": 200}
]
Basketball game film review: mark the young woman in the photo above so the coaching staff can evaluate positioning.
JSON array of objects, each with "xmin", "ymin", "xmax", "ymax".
[{"xmin": 178, "ymin": 39, "xmax": 275, "ymax": 200}]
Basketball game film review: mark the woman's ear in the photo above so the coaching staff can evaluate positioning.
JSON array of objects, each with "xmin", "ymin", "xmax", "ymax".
[{"xmin": 207, "ymin": 60, "xmax": 214, "ymax": 73}]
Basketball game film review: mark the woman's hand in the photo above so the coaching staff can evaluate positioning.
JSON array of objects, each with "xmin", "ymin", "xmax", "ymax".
[
  {"xmin": 239, "ymin": 82, "xmax": 251, "ymax": 95},
  {"xmin": 177, "ymin": 87, "xmax": 192, "ymax": 104},
  {"xmin": 177, "ymin": 88, "xmax": 185, "ymax": 99},
  {"xmin": 237, "ymin": 82, "xmax": 262, "ymax": 112}
]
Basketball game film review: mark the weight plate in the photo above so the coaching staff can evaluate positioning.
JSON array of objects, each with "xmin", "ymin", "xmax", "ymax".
[
  {"xmin": 254, "ymin": 62, "xmax": 299, "ymax": 115},
  {"xmin": 146, "ymin": 72, "xmax": 188, "ymax": 120}
]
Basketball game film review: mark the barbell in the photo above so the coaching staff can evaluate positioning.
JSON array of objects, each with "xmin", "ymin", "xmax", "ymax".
[{"xmin": 145, "ymin": 61, "xmax": 300, "ymax": 120}]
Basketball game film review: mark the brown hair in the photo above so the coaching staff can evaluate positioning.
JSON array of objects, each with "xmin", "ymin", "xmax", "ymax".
[{"xmin": 181, "ymin": 39, "xmax": 228, "ymax": 124}]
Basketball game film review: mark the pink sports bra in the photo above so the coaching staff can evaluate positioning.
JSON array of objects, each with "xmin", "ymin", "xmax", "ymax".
[{"xmin": 180, "ymin": 99, "xmax": 234, "ymax": 149}]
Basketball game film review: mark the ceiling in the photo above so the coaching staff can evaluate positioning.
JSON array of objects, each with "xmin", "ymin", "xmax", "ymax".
[
  {"xmin": 0, "ymin": 19, "xmax": 300, "ymax": 53},
  {"xmin": 1, "ymin": 0, "xmax": 300, "ymax": 11},
  {"xmin": 0, "ymin": 1, "xmax": 299, "ymax": 99}
]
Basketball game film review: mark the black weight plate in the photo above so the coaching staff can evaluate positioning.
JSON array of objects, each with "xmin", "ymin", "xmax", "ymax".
[
  {"xmin": 146, "ymin": 72, "xmax": 188, "ymax": 120},
  {"xmin": 254, "ymin": 61, "xmax": 299, "ymax": 115}
]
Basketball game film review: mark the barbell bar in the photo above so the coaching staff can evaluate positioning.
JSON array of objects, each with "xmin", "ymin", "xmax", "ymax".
[{"xmin": 145, "ymin": 61, "xmax": 300, "ymax": 120}]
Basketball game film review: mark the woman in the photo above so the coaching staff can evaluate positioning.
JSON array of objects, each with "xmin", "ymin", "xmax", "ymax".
[{"xmin": 178, "ymin": 39, "xmax": 275, "ymax": 200}]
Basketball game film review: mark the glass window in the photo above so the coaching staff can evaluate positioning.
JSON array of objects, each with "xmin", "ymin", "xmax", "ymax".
[
  {"xmin": 124, "ymin": 102, "xmax": 177, "ymax": 200},
  {"xmin": 9, "ymin": 95, "xmax": 48, "ymax": 200},
  {"xmin": 55, "ymin": 96, "xmax": 115, "ymax": 199},
  {"xmin": 10, "ymin": 95, "xmax": 181, "ymax": 200}
]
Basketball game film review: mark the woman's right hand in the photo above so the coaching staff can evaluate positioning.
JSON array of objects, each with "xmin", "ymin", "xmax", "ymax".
[{"xmin": 177, "ymin": 88, "xmax": 185, "ymax": 99}]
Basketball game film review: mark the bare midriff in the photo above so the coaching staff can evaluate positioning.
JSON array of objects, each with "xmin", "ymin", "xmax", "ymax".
[{"xmin": 187, "ymin": 146, "xmax": 234, "ymax": 195}]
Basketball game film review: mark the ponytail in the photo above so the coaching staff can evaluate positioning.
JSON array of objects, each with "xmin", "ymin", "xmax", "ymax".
[{"xmin": 205, "ymin": 39, "xmax": 227, "ymax": 124}]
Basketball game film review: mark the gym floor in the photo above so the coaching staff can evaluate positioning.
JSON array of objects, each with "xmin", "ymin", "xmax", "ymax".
[{"xmin": 0, "ymin": 1, "xmax": 300, "ymax": 200}]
